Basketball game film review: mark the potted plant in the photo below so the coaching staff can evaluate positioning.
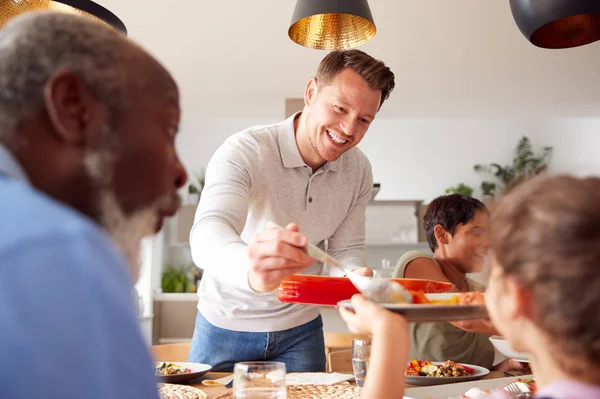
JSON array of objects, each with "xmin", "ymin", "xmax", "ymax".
[
  {"xmin": 187, "ymin": 169, "xmax": 205, "ymax": 205},
  {"xmin": 480, "ymin": 181, "xmax": 497, "ymax": 206},
  {"xmin": 474, "ymin": 136, "xmax": 552, "ymax": 193},
  {"xmin": 161, "ymin": 264, "xmax": 190, "ymax": 293},
  {"xmin": 444, "ymin": 183, "xmax": 474, "ymax": 197}
]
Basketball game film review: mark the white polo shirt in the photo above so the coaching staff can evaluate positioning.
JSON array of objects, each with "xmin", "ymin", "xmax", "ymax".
[{"xmin": 190, "ymin": 112, "xmax": 373, "ymax": 332}]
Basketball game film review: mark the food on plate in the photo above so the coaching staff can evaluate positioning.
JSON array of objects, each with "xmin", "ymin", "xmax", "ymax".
[
  {"xmin": 158, "ymin": 383, "xmax": 207, "ymax": 399},
  {"xmin": 515, "ymin": 377, "xmax": 537, "ymax": 393},
  {"xmin": 460, "ymin": 387, "xmax": 490, "ymax": 398},
  {"xmin": 428, "ymin": 294, "xmax": 459, "ymax": 305},
  {"xmin": 405, "ymin": 358, "xmax": 474, "ymax": 377},
  {"xmin": 405, "ymin": 358, "xmax": 435, "ymax": 376},
  {"xmin": 458, "ymin": 292, "xmax": 486, "ymax": 305},
  {"xmin": 410, "ymin": 292, "xmax": 485, "ymax": 306},
  {"xmin": 155, "ymin": 362, "xmax": 192, "ymax": 376},
  {"xmin": 409, "ymin": 291, "xmax": 432, "ymax": 304},
  {"xmin": 455, "ymin": 378, "xmax": 537, "ymax": 398}
]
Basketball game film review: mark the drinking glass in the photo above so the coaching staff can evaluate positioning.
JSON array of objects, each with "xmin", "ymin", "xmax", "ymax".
[
  {"xmin": 352, "ymin": 338, "xmax": 371, "ymax": 387},
  {"xmin": 233, "ymin": 361, "xmax": 287, "ymax": 399}
]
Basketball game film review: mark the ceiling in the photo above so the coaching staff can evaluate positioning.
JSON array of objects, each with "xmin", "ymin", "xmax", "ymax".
[{"xmin": 96, "ymin": 0, "xmax": 600, "ymax": 119}]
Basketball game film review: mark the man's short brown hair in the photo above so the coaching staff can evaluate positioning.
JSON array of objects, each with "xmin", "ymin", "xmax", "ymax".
[{"xmin": 316, "ymin": 49, "xmax": 395, "ymax": 109}]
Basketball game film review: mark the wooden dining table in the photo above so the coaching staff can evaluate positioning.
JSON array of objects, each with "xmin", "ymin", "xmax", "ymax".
[
  {"xmin": 189, "ymin": 372, "xmax": 230, "ymax": 399},
  {"xmin": 187, "ymin": 370, "xmax": 508, "ymax": 398}
]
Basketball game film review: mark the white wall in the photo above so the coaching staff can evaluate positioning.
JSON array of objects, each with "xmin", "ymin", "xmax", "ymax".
[
  {"xmin": 361, "ymin": 118, "xmax": 600, "ymax": 201},
  {"xmin": 177, "ymin": 117, "xmax": 600, "ymax": 203}
]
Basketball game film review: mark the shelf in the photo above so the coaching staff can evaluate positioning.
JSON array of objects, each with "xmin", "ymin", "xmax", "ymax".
[
  {"xmin": 154, "ymin": 292, "xmax": 198, "ymax": 301},
  {"xmin": 367, "ymin": 241, "xmax": 429, "ymax": 247},
  {"xmin": 368, "ymin": 200, "xmax": 423, "ymax": 207}
]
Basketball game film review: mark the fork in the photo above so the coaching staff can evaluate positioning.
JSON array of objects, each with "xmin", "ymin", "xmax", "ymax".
[{"xmin": 504, "ymin": 381, "xmax": 532, "ymax": 398}]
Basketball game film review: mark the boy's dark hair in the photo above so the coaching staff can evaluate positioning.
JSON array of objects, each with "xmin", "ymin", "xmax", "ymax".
[{"xmin": 424, "ymin": 194, "xmax": 488, "ymax": 252}]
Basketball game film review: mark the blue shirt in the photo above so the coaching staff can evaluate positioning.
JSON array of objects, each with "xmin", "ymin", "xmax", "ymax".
[{"xmin": 0, "ymin": 145, "xmax": 159, "ymax": 399}]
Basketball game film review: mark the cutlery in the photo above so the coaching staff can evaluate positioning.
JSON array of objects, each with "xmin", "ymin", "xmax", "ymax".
[{"xmin": 504, "ymin": 381, "xmax": 532, "ymax": 398}]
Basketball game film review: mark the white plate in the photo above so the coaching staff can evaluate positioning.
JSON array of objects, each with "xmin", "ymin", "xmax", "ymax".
[
  {"xmin": 405, "ymin": 362, "xmax": 489, "ymax": 387},
  {"xmin": 337, "ymin": 293, "xmax": 488, "ymax": 322},
  {"xmin": 404, "ymin": 374, "xmax": 534, "ymax": 399},
  {"xmin": 155, "ymin": 361, "xmax": 212, "ymax": 383},
  {"xmin": 489, "ymin": 335, "xmax": 529, "ymax": 362}
]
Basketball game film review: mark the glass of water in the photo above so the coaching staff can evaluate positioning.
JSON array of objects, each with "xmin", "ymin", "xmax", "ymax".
[
  {"xmin": 352, "ymin": 338, "xmax": 371, "ymax": 387},
  {"xmin": 233, "ymin": 361, "xmax": 287, "ymax": 399}
]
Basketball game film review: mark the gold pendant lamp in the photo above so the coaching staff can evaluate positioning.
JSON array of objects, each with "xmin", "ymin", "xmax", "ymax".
[
  {"xmin": 0, "ymin": 0, "xmax": 126, "ymax": 33},
  {"xmin": 288, "ymin": 0, "xmax": 376, "ymax": 50},
  {"xmin": 510, "ymin": 0, "xmax": 600, "ymax": 48}
]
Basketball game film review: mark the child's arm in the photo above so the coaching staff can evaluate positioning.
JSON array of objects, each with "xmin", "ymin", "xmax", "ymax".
[{"xmin": 339, "ymin": 294, "xmax": 410, "ymax": 399}]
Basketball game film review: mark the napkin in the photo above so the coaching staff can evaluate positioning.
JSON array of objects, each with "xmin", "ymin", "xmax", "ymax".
[
  {"xmin": 285, "ymin": 372, "xmax": 355, "ymax": 385},
  {"xmin": 201, "ymin": 372, "xmax": 355, "ymax": 387}
]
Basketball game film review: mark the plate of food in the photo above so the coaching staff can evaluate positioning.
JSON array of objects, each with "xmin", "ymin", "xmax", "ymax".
[
  {"xmin": 155, "ymin": 361, "xmax": 212, "ymax": 383},
  {"xmin": 404, "ymin": 376, "xmax": 536, "ymax": 398},
  {"xmin": 276, "ymin": 275, "xmax": 453, "ymax": 306},
  {"xmin": 337, "ymin": 292, "xmax": 488, "ymax": 322},
  {"xmin": 404, "ymin": 359, "xmax": 489, "ymax": 387}
]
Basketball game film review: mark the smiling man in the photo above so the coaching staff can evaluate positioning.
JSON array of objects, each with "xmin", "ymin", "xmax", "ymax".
[
  {"xmin": 189, "ymin": 50, "xmax": 395, "ymax": 371},
  {"xmin": 0, "ymin": 11, "xmax": 186, "ymax": 399}
]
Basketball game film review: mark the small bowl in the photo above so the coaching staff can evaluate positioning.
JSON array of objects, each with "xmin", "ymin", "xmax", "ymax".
[{"xmin": 489, "ymin": 335, "xmax": 529, "ymax": 362}]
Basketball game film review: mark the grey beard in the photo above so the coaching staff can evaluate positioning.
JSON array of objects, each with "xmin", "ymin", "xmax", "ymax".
[{"xmin": 82, "ymin": 150, "xmax": 158, "ymax": 282}]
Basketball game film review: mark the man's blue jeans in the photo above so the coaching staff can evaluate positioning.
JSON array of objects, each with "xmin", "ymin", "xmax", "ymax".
[{"xmin": 188, "ymin": 312, "xmax": 326, "ymax": 372}]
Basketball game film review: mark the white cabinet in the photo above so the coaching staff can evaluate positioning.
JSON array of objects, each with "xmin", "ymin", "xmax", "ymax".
[{"xmin": 365, "ymin": 200, "xmax": 424, "ymax": 245}]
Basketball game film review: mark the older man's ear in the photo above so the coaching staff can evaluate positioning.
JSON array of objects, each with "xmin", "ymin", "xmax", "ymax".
[{"xmin": 43, "ymin": 69, "xmax": 102, "ymax": 147}]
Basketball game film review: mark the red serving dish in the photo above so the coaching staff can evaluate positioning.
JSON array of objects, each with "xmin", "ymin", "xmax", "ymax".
[{"xmin": 276, "ymin": 275, "xmax": 453, "ymax": 306}]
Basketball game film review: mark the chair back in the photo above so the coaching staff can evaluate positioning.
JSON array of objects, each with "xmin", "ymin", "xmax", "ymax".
[
  {"xmin": 324, "ymin": 332, "xmax": 368, "ymax": 354},
  {"xmin": 150, "ymin": 342, "xmax": 191, "ymax": 362},
  {"xmin": 327, "ymin": 348, "xmax": 354, "ymax": 373}
]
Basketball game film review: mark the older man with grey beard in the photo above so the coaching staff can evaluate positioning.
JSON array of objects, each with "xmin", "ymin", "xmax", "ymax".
[{"xmin": 0, "ymin": 11, "xmax": 187, "ymax": 399}]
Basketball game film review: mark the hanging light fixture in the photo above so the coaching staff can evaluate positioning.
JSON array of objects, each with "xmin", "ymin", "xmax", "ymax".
[
  {"xmin": 509, "ymin": 0, "xmax": 600, "ymax": 49},
  {"xmin": 288, "ymin": 0, "xmax": 376, "ymax": 50},
  {"xmin": 0, "ymin": 0, "xmax": 127, "ymax": 33}
]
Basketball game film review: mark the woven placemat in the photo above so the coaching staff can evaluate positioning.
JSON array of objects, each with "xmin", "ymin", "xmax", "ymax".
[
  {"xmin": 214, "ymin": 384, "xmax": 362, "ymax": 399},
  {"xmin": 158, "ymin": 383, "xmax": 208, "ymax": 399}
]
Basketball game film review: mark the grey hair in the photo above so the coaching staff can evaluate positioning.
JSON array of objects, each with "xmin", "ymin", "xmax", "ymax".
[{"xmin": 0, "ymin": 11, "xmax": 136, "ymax": 143}]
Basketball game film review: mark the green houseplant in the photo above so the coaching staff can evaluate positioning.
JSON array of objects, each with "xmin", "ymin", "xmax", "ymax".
[
  {"xmin": 161, "ymin": 265, "xmax": 190, "ymax": 293},
  {"xmin": 188, "ymin": 169, "xmax": 205, "ymax": 195},
  {"xmin": 474, "ymin": 136, "xmax": 552, "ymax": 193},
  {"xmin": 480, "ymin": 181, "xmax": 497, "ymax": 197},
  {"xmin": 444, "ymin": 183, "xmax": 474, "ymax": 197}
]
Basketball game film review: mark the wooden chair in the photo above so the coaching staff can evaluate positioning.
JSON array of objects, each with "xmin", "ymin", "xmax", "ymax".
[
  {"xmin": 324, "ymin": 332, "xmax": 368, "ymax": 356},
  {"xmin": 323, "ymin": 332, "xmax": 368, "ymax": 372},
  {"xmin": 150, "ymin": 342, "xmax": 191, "ymax": 362},
  {"xmin": 327, "ymin": 348, "xmax": 354, "ymax": 373}
]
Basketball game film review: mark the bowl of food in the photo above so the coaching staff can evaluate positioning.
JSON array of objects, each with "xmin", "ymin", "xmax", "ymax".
[
  {"xmin": 489, "ymin": 336, "xmax": 529, "ymax": 362},
  {"xmin": 276, "ymin": 275, "xmax": 453, "ymax": 306},
  {"xmin": 155, "ymin": 361, "xmax": 212, "ymax": 383}
]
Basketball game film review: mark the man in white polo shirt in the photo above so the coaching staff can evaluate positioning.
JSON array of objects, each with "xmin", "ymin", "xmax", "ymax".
[{"xmin": 189, "ymin": 49, "xmax": 395, "ymax": 372}]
